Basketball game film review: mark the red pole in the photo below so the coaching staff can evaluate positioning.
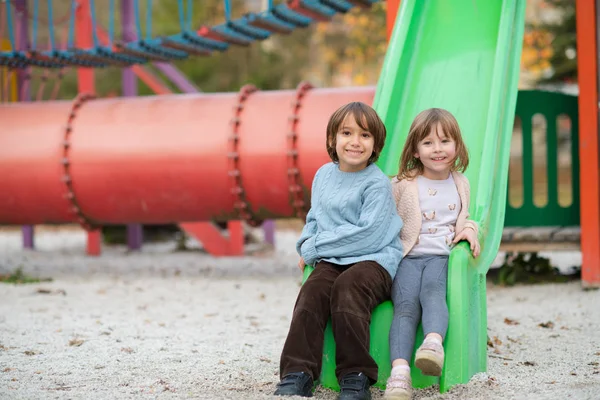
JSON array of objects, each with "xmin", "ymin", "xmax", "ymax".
[
  {"xmin": 75, "ymin": 0, "xmax": 101, "ymax": 256},
  {"xmin": 576, "ymin": 0, "xmax": 600, "ymax": 288}
]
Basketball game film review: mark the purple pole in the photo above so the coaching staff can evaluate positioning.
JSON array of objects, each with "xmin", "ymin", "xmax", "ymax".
[
  {"xmin": 262, "ymin": 220, "xmax": 275, "ymax": 246},
  {"xmin": 122, "ymin": 0, "xmax": 143, "ymax": 250},
  {"xmin": 153, "ymin": 62, "xmax": 201, "ymax": 93},
  {"xmin": 15, "ymin": 0, "xmax": 34, "ymax": 249}
]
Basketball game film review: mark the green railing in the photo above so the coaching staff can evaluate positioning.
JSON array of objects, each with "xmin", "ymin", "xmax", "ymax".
[{"xmin": 505, "ymin": 90, "xmax": 579, "ymax": 227}]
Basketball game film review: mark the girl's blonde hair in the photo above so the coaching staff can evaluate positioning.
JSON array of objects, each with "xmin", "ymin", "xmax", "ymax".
[{"xmin": 397, "ymin": 108, "xmax": 469, "ymax": 180}]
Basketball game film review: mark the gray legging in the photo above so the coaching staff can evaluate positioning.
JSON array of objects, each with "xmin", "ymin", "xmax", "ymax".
[{"xmin": 389, "ymin": 255, "xmax": 449, "ymax": 362}]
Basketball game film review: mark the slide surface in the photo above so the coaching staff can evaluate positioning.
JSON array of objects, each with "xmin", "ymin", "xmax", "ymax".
[{"xmin": 307, "ymin": 0, "xmax": 526, "ymax": 393}]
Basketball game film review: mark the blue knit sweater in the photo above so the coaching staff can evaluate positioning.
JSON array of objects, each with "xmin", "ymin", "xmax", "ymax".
[{"xmin": 297, "ymin": 162, "xmax": 404, "ymax": 278}]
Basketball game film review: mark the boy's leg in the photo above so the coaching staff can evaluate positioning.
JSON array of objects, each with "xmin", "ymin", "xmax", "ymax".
[
  {"xmin": 389, "ymin": 256, "xmax": 425, "ymax": 363},
  {"xmin": 279, "ymin": 261, "xmax": 342, "ymax": 381},
  {"xmin": 330, "ymin": 260, "xmax": 392, "ymax": 383},
  {"xmin": 419, "ymin": 256, "xmax": 449, "ymax": 339}
]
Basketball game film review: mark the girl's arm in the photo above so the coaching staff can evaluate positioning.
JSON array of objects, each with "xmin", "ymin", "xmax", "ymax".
[
  {"xmin": 461, "ymin": 177, "xmax": 479, "ymax": 235},
  {"xmin": 300, "ymin": 182, "xmax": 399, "ymax": 264}
]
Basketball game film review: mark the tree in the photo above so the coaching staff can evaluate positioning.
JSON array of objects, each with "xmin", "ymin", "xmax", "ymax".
[{"xmin": 525, "ymin": 0, "xmax": 577, "ymax": 85}]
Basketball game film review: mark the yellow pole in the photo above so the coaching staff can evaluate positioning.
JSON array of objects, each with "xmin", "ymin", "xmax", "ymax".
[{"xmin": 1, "ymin": 39, "xmax": 18, "ymax": 102}]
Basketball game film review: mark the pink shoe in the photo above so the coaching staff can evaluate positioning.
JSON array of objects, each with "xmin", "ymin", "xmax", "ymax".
[
  {"xmin": 415, "ymin": 339, "xmax": 444, "ymax": 376},
  {"xmin": 383, "ymin": 372, "xmax": 412, "ymax": 400}
]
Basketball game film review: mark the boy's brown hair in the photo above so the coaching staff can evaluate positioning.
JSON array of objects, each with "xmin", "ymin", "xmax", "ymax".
[
  {"xmin": 326, "ymin": 102, "xmax": 386, "ymax": 165},
  {"xmin": 397, "ymin": 108, "xmax": 469, "ymax": 180}
]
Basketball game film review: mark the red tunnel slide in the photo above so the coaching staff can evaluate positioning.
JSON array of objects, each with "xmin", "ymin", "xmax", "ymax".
[{"xmin": 0, "ymin": 85, "xmax": 375, "ymax": 227}]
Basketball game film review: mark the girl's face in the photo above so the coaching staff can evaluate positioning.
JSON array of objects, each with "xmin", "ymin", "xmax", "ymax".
[
  {"xmin": 332, "ymin": 114, "xmax": 374, "ymax": 172},
  {"xmin": 414, "ymin": 123, "xmax": 456, "ymax": 180}
]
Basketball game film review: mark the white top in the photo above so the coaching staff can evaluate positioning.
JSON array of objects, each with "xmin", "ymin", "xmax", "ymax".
[{"xmin": 409, "ymin": 174, "xmax": 461, "ymax": 256}]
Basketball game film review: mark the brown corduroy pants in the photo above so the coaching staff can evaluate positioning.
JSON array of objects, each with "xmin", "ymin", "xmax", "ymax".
[{"xmin": 279, "ymin": 260, "xmax": 392, "ymax": 383}]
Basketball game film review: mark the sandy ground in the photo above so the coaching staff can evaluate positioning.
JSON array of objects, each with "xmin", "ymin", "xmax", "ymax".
[{"xmin": 0, "ymin": 226, "xmax": 599, "ymax": 400}]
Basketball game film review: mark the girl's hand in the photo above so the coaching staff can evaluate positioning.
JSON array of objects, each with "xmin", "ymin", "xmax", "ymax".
[
  {"xmin": 453, "ymin": 227, "xmax": 481, "ymax": 257},
  {"xmin": 298, "ymin": 257, "xmax": 306, "ymax": 272}
]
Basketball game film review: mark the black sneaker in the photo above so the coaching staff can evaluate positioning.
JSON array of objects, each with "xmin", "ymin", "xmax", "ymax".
[
  {"xmin": 274, "ymin": 372, "xmax": 313, "ymax": 397},
  {"xmin": 337, "ymin": 372, "xmax": 371, "ymax": 400}
]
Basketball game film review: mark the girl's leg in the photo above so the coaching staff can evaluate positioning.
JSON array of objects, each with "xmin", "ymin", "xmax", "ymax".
[
  {"xmin": 389, "ymin": 257, "xmax": 425, "ymax": 365},
  {"xmin": 329, "ymin": 260, "xmax": 392, "ymax": 383},
  {"xmin": 419, "ymin": 256, "xmax": 449, "ymax": 339},
  {"xmin": 385, "ymin": 257, "xmax": 425, "ymax": 400},
  {"xmin": 279, "ymin": 261, "xmax": 342, "ymax": 381},
  {"xmin": 414, "ymin": 256, "xmax": 449, "ymax": 376}
]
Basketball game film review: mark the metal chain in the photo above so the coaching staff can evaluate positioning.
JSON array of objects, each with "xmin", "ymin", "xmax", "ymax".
[
  {"xmin": 228, "ymin": 84, "xmax": 263, "ymax": 227},
  {"xmin": 61, "ymin": 93, "xmax": 97, "ymax": 231},
  {"xmin": 287, "ymin": 81, "xmax": 313, "ymax": 221}
]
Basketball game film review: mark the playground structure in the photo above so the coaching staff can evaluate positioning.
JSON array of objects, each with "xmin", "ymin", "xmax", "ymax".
[{"xmin": 1, "ymin": 0, "xmax": 599, "ymax": 394}]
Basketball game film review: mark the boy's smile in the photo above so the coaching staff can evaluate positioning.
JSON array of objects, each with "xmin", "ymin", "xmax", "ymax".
[{"xmin": 333, "ymin": 114, "xmax": 374, "ymax": 172}]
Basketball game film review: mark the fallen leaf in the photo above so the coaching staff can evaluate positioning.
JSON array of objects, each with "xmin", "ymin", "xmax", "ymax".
[
  {"xmin": 538, "ymin": 321, "xmax": 555, "ymax": 329},
  {"xmin": 595, "ymin": 351, "xmax": 600, "ymax": 356},
  {"xmin": 219, "ymin": 360, "xmax": 225, "ymax": 364},
  {"xmin": 588, "ymin": 362, "xmax": 599, "ymax": 366},
  {"xmin": 523, "ymin": 361, "xmax": 536, "ymax": 366},
  {"xmin": 69, "ymin": 339, "xmax": 84, "ymax": 347},
  {"xmin": 23, "ymin": 350, "xmax": 38, "ymax": 356},
  {"xmin": 2, "ymin": 368, "xmax": 12, "ymax": 372},
  {"xmin": 36, "ymin": 288, "xmax": 66, "ymax": 296},
  {"xmin": 259, "ymin": 293, "xmax": 266, "ymax": 300},
  {"xmin": 121, "ymin": 347, "xmax": 134, "ymax": 354},
  {"xmin": 546, "ymin": 381, "xmax": 556, "ymax": 384},
  {"xmin": 504, "ymin": 318, "xmax": 519, "ymax": 325},
  {"xmin": 259, "ymin": 357, "xmax": 271, "ymax": 363}
]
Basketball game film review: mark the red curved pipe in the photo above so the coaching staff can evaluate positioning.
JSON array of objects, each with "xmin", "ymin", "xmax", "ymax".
[{"xmin": 0, "ymin": 86, "xmax": 375, "ymax": 225}]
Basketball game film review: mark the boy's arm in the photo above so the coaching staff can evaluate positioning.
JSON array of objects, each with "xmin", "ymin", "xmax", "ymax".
[
  {"xmin": 296, "ymin": 169, "xmax": 321, "ymax": 264},
  {"xmin": 300, "ymin": 182, "xmax": 399, "ymax": 262},
  {"xmin": 296, "ymin": 207, "xmax": 318, "ymax": 260}
]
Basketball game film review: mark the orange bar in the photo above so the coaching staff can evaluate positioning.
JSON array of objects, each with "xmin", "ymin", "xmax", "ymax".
[
  {"xmin": 75, "ymin": 0, "xmax": 101, "ymax": 255},
  {"xmin": 0, "ymin": 87, "xmax": 375, "ymax": 225},
  {"xmin": 576, "ymin": 0, "xmax": 600, "ymax": 287},
  {"xmin": 386, "ymin": 0, "xmax": 401, "ymax": 41}
]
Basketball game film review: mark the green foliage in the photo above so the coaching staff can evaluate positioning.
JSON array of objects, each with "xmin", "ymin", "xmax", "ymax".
[
  {"xmin": 0, "ymin": 267, "xmax": 51, "ymax": 284},
  {"xmin": 533, "ymin": 0, "xmax": 577, "ymax": 84},
  {"xmin": 492, "ymin": 252, "xmax": 580, "ymax": 286}
]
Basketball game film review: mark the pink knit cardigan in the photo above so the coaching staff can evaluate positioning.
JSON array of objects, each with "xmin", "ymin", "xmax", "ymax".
[{"xmin": 391, "ymin": 171, "xmax": 479, "ymax": 255}]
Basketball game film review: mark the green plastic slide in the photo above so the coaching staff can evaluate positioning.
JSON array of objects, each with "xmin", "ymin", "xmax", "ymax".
[{"xmin": 302, "ymin": 0, "xmax": 526, "ymax": 393}]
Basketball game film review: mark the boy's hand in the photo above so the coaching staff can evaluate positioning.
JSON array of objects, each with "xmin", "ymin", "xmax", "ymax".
[
  {"xmin": 453, "ymin": 227, "xmax": 481, "ymax": 258},
  {"xmin": 298, "ymin": 257, "xmax": 306, "ymax": 272}
]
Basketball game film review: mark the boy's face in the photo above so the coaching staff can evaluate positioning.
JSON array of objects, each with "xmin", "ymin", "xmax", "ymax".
[{"xmin": 331, "ymin": 114, "xmax": 374, "ymax": 172}]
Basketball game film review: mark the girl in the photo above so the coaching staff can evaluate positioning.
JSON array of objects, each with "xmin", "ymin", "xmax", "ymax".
[
  {"xmin": 384, "ymin": 108, "xmax": 480, "ymax": 400},
  {"xmin": 274, "ymin": 102, "xmax": 404, "ymax": 400}
]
